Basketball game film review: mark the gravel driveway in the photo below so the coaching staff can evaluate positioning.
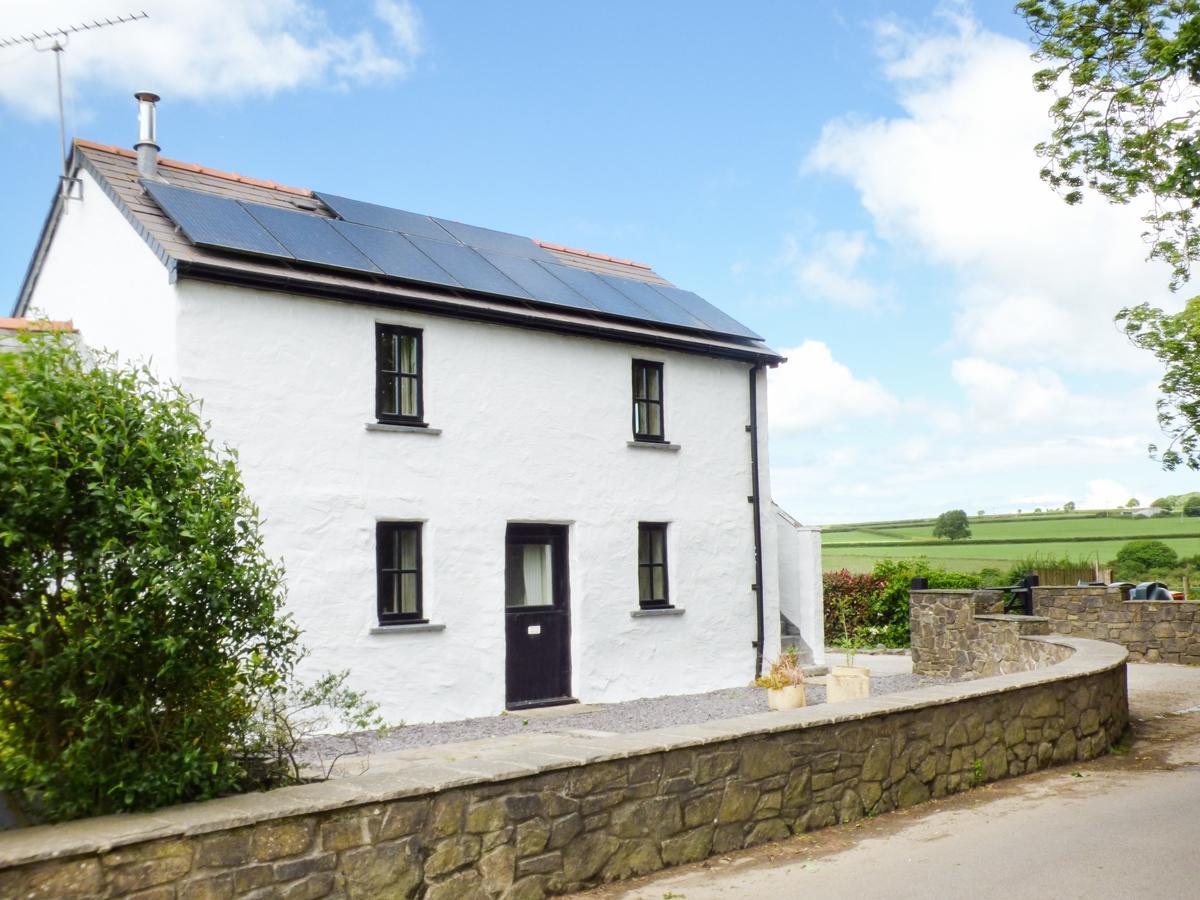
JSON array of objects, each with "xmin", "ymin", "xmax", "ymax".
[{"xmin": 301, "ymin": 672, "xmax": 950, "ymax": 765}]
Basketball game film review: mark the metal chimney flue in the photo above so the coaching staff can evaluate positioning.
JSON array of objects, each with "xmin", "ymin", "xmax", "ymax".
[{"xmin": 134, "ymin": 91, "xmax": 161, "ymax": 180}]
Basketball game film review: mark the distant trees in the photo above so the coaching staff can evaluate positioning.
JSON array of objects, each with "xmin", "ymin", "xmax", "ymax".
[
  {"xmin": 932, "ymin": 509, "xmax": 971, "ymax": 541},
  {"xmin": 1064, "ymin": 501, "xmax": 1076, "ymax": 512},
  {"xmin": 977, "ymin": 509, "xmax": 986, "ymax": 517},
  {"xmin": 1186, "ymin": 496, "xmax": 1200, "ymax": 518},
  {"xmin": 1113, "ymin": 540, "xmax": 1179, "ymax": 581},
  {"xmin": 1126, "ymin": 498, "xmax": 1140, "ymax": 508}
]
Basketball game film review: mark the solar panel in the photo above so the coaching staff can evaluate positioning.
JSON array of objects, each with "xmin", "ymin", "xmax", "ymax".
[
  {"xmin": 406, "ymin": 236, "xmax": 532, "ymax": 299},
  {"xmin": 650, "ymin": 284, "xmax": 763, "ymax": 340},
  {"xmin": 537, "ymin": 262, "xmax": 654, "ymax": 321},
  {"xmin": 241, "ymin": 202, "xmax": 380, "ymax": 273},
  {"xmin": 598, "ymin": 275, "xmax": 709, "ymax": 331},
  {"xmin": 477, "ymin": 252, "xmax": 599, "ymax": 311},
  {"xmin": 143, "ymin": 181, "xmax": 292, "ymax": 258},
  {"xmin": 331, "ymin": 220, "xmax": 460, "ymax": 287},
  {"xmin": 314, "ymin": 192, "xmax": 453, "ymax": 242},
  {"xmin": 433, "ymin": 219, "xmax": 554, "ymax": 260}
]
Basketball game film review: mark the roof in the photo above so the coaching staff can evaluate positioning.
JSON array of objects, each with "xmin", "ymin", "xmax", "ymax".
[
  {"xmin": 0, "ymin": 317, "xmax": 75, "ymax": 332},
  {"xmin": 15, "ymin": 141, "xmax": 782, "ymax": 365}
]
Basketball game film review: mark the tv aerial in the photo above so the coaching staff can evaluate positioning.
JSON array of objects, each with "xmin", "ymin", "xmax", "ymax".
[{"xmin": 0, "ymin": 11, "xmax": 150, "ymax": 198}]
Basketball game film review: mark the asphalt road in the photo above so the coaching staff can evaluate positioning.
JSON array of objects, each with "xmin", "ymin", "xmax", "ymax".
[{"xmin": 578, "ymin": 661, "xmax": 1200, "ymax": 900}]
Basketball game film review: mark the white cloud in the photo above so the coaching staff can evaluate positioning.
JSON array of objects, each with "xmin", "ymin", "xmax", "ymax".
[
  {"xmin": 804, "ymin": 11, "xmax": 1175, "ymax": 372},
  {"xmin": 785, "ymin": 230, "xmax": 881, "ymax": 309},
  {"xmin": 0, "ymin": 1, "xmax": 424, "ymax": 120},
  {"xmin": 1081, "ymin": 479, "xmax": 1139, "ymax": 510},
  {"xmin": 768, "ymin": 341, "xmax": 897, "ymax": 432}
]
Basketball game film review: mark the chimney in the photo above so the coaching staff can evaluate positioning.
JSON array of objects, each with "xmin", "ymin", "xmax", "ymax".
[{"xmin": 134, "ymin": 91, "xmax": 161, "ymax": 180}]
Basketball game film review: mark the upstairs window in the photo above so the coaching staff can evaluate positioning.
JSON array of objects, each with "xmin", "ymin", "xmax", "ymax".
[
  {"xmin": 632, "ymin": 359, "xmax": 665, "ymax": 441},
  {"xmin": 638, "ymin": 522, "xmax": 671, "ymax": 608},
  {"xmin": 376, "ymin": 324, "xmax": 423, "ymax": 424},
  {"xmin": 377, "ymin": 522, "xmax": 424, "ymax": 624}
]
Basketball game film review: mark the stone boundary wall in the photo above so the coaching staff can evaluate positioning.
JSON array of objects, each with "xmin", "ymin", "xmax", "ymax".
[
  {"xmin": 0, "ymin": 638, "xmax": 1127, "ymax": 899},
  {"xmin": 1034, "ymin": 584, "xmax": 1200, "ymax": 664},
  {"xmin": 910, "ymin": 589, "xmax": 1072, "ymax": 679}
]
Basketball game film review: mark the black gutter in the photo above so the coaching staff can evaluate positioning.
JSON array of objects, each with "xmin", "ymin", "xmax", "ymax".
[
  {"xmin": 175, "ymin": 259, "xmax": 787, "ymax": 367},
  {"xmin": 748, "ymin": 364, "xmax": 766, "ymax": 679}
]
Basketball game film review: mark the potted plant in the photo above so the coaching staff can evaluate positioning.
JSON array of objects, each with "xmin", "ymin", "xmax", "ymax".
[
  {"xmin": 755, "ymin": 649, "xmax": 807, "ymax": 710},
  {"xmin": 826, "ymin": 597, "xmax": 871, "ymax": 703}
]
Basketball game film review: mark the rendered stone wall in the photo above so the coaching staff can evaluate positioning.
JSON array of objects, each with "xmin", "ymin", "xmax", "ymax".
[
  {"xmin": 910, "ymin": 590, "xmax": 1070, "ymax": 679},
  {"xmin": 1035, "ymin": 584, "xmax": 1200, "ymax": 664},
  {"xmin": 0, "ymin": 638, "xmax": 1127, "ymax": 899}
]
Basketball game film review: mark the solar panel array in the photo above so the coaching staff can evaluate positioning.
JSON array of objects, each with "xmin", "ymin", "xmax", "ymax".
[{"xmin": 143, "ymin": 181, "xmax": 763, "ymax": 341}]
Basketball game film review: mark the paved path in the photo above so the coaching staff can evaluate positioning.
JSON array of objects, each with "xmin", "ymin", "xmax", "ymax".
[{"xmin": 576, "ymin": 662, "xmax": 1200, "ymax": 900}]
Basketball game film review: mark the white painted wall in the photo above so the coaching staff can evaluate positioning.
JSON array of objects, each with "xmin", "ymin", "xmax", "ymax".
[
  {"xmin": 22, "ymin": 168, "xmax": 178, "ymax": 377},
  {"xmin": 775, "ymin": 509, "xmax": 826, "ymax": 666},
  {"xmin": 174, "ymin": 279, "xmax": 781, "ymax": 725}
]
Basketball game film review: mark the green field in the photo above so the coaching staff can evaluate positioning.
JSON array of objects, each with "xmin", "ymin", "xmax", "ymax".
[{"xmin": 822, "ymin": 511, "xmax": 1200, "ymax": 574}]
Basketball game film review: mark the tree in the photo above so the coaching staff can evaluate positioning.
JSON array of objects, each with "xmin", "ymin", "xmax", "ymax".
[
  {"xmin": 932, "ymin": 509, "xmax": 972, "ymax": 541},
  {"xmin": 0, "ymin": 334, "xmax": 301, "ymax": 821},
  {"xmin": 1019, "ymin": 2, "xmax": 1200, "ymax": 469},
  {"xmin": 1186, "ymin": 494, "xmax": 1200, "ymax": 516},
  {"xmin": 1127, "ymin": 497, "xmax": 1141, "ymax": 507},
  {"xmin": 1064, "ymin": 500, "xmax": 1076, "ymax": 511},
  {"xmin": 1113, "ymin": 538, "xmax": 1180, "ymax": 579}
]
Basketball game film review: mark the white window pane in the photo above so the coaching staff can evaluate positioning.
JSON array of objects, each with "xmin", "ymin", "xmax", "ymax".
[
  {"xmin": 400, "ymin": 528, "xmax": 417, "ymax": 569},
  {"xmin": 647, "ymin": 403, "xmax": 662, "ymax": 436},
  {"xmin": 400, "ymin": 377, "xmax": 418, "ymax": 417},
  {"xmin": 401, "ymin": 573, "xmax": 418, "ymax": 613},
  {"xmin": 400, "ymin": 335, "xmax": 418, "ymax": 374}
]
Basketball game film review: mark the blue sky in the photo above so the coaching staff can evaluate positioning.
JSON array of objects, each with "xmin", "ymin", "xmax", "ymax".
[{"xmin": 1, "ymin": 1, "xmax": 1192, "ymax": 523}]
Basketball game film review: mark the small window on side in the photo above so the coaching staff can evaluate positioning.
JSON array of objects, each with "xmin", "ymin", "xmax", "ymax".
[
  {"xmin": 377, "ymin": 522, "xmax": 424, "ymax": 624},
  {"xmin": 632, "ymin": 359, "xmax": 665, "ymax": 441},
  {"xmin": 376, "ymin": 324, "xmax": 424, "ymax": 424},
  {"xmin": 638, "ymin": 522, "xmax": 671, "ymax": 608}
]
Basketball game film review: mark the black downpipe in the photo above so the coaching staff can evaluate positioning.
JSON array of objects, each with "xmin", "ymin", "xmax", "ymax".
[{"xmin": 748, "ymin": 365, "xmax": 766, "ymax": 679}]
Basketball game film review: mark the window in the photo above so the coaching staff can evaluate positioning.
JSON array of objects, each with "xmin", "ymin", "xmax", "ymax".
[
  {"xmin": 376, "ymin": 522, "xmax": 423, "ymax": 624},
  {"xmin": 632, "ymin": 359, "xmax": 665, "ymax": 441},
  {"xmin": 376, "ymin": 324, "xmax": 423, "ymax": 424},
  {"xmin": 638, "ymin": 523, "xmax": 670, "ymax": 608}
]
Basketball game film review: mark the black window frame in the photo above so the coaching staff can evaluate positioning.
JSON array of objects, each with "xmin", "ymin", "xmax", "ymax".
[
  {"xmin": 637, "ymin": 522, "xmax": 672, "ymax": 609},
  {"xmin": 631, "ymin": 359, "xmax": 666, "ymax": 442},
  {"xmin": 376, "ymin": 521, "xmax": 425, "ymax": 625},
  {"xmin": 375, "ymin": 323, "xmax": 425, "ymax": 426}
]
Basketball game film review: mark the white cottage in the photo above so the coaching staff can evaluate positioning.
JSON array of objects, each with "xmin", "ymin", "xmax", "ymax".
[{"xmin": 13, "ymin": 97, "xmax": 824, "ymax": 724}]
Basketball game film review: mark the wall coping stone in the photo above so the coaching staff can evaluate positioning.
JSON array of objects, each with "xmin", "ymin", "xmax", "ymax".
[
  {"xmin": 0, "ymin": 635, "xmax": 1126, "ymax": 871},
  {"xmin": 977, "ymin": 614, "xmax": 1050, "ymax": 623}
]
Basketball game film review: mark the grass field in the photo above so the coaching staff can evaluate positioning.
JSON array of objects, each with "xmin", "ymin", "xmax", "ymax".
[{"xmin": 822, "ymin": 511, "xmax": 1200, "ymax": 574}]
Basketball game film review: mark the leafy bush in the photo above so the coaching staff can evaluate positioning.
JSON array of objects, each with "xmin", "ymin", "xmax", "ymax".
[
  {"xmin": 822, "ymin": 569, "xmax": 886, "ymax": 646},
  {"xmin": 1112, "ymin": 539, "xmax": 1180, "ymax": 581},
  {"xmin": 823, "ymin": 559, "xmax": 980, "ymax": 648},
  {"xmin": 0, "ymin": 334, "xmax": 340, "ymax": 821},
  {"xmin": 1186, "ymin": 496, "xmax": 1200, "ymax": 517}
]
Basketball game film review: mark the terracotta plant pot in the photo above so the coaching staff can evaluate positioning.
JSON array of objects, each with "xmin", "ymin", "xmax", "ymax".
[
  {"xmin": 767, "ymin": 684, "xmax": 807, "ymax": 710},
  {"xmin": 826, "ymin": 665, "xmax": 871, "ymax": 703}
]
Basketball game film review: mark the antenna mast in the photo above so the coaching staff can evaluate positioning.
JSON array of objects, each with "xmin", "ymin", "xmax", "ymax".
[{"xmin": 0, "ymin": 12, "xmax": 149, "ymax": 198}]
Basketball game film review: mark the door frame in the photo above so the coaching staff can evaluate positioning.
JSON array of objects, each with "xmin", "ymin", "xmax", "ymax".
[{"xmin": 504, "ymin": 523, "xmax": 573, "ymax": 710}]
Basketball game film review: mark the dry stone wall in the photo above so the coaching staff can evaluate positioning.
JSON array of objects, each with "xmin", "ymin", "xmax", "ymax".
[
  {"xmin": 910, "ymin": 590, "xmax": 1072, "ymax": 679},
  {"xmin": 1034, "ymin": 585, "xmax": 1200, "ymax": 664},
  {"xmin": 0, "ymin": 637, "xmax": 1126, "ymax": 899}
]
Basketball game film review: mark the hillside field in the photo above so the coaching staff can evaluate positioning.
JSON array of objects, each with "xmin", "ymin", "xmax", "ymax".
[{"xmin": 822, "ymin": 511, "xmax": 1200, "ymax": 574}]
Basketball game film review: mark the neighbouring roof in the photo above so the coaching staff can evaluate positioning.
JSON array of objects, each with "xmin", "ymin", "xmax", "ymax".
[
  {"xmin": 15, "ymin": 140, "xmax": 783, "ymax": 364},
  {"xmin": 0, "ymin": 317, "xmax": 75, "ymax": 332}
]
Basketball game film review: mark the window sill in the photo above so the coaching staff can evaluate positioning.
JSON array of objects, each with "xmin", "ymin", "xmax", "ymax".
[
  {"xmin": 631, "ymin": 607, "xmax": 684, "ymax": 618},
  {"xmin": 369, "ymin": 622, "xmax": 446, "ymax": 634},
  {"xmin": 627, "ymin": 440, "xmax": 680, "ymax": 452},
  {"xmin": 366, "ymin": 422, "xmax": 442, "ymax": 435}
]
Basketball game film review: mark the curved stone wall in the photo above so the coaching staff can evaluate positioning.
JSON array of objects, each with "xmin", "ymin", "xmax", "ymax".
[{"xmin": 0, "ymin": 637, "xmax": 1127, "ymax": 899}]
